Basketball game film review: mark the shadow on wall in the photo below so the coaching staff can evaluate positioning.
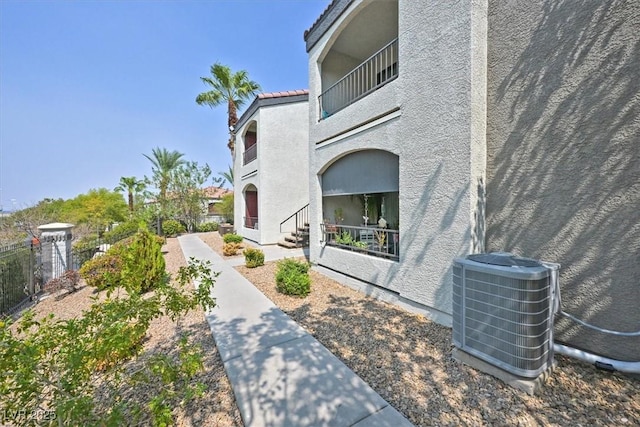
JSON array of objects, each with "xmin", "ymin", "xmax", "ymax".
[
  {"xmin": 486, "ymin": 1, "xmax": 640, "ymax": 360},
  {"xmin": 391, "ymin": 162, "xmax": 471, "ymax": 315}
]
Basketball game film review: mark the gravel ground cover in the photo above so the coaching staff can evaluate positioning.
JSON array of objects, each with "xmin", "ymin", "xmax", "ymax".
[
  {"xmin": 18, "ymin": 232, "xmax": 640, "ymax": 426},
  {"xmin": 197, "ymin": 232, "xmax": 640, "ymax": 427},
  {"xmin": 17, "ymin": 236, "xmax": 242, "ymax": 427}
]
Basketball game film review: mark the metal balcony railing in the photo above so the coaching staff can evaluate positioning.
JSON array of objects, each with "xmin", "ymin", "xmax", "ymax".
[
  {"xmin": 319, "ymin": 38, "xmax": 398, "ymax": 119},
  {"xmin": 320, "ymin": 223, "xmax": 399, "ymax": 261},
  {"xmin": 243, "ymin": 144, "xmax": 257, "ymax": 166},
  {"xmin": 244, "ymin": 216, "xmax": 259, "ymax": 229}
]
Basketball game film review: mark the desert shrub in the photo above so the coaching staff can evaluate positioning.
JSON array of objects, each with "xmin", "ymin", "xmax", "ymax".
[
  {"xmin": 197, "ymin": 222, "xmax": 219, "ymax": 232},
  {"xmin": 43, "ymin": 270, "xmax": 81, "ymax": 297},
  {"xmin": 162, "ymin": 219, "xmax": 185, "ymax": 237},
  {"xmin": 275, "ymin": 258, "xmax": 311, "ymax": 297},
  {"xmin": 243, "ymin": 248, "xmax": 265, "ymax": 268},
  {"xmin": 222, "ymin": 242, "xmax": 241, "ymax": 256},
  {"xmin": 121, "ymin": 228, "xmax": 167, "ymax": 294},
  {"xmin": 79, "ymin": 246, "xmax": 125, "ymax": 291},
  {"xmin": 222, "ymin": 233, "xmax": 243, "ymax": 244},
  {"xmin": 0, "ymin": 258, "xmax": 218, "ymax": 426}
]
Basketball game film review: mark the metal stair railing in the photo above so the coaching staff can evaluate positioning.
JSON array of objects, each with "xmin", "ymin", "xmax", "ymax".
[{"xmin": 280, "ymin": 204, "xmax": 309, "ymax": 247}]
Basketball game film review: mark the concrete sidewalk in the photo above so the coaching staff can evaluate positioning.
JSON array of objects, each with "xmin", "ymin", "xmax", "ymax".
[{"xmin": 178, "ymin": 234, "xmax": 413, "ymax": 427}]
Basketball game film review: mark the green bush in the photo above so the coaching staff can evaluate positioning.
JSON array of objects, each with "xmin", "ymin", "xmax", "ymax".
[
  {"xmin": 335, "ymin": 231, "xmax": 355, "ymax": 246},
  {"xmin": 121, "ymin": 228, "xmax": 167, "ymax": 294},
  {"xmin": 243, "ymin": 248, "xmax": 265, "ymax": 268},
  {"xmin": 197, "ymin": 222, "xmax": 219, "ymax": 232},
  {"xmin": 275, "ymin": 258, "xmax": 311, "ymax": 297},
  {"xmin": 79, "ymin": 245, "xmax": 126, "ymax": 291},
  {"xmin": 0, "ymin": 258, "xmax": 218, "ymax": 426},
  {"xmin": 162, "ymin": 219, "xmax": 186, "ymax": 237},
  {"xmin": 223, "ymin": 233, "xmax": 243, "ymax": 244}
]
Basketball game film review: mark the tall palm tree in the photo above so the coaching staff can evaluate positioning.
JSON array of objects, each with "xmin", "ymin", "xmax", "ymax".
[
  {"xmin": 143, "ymin": 147, "xmax": 185, "ymax": 201},
  {"xmin": 196, "ymin": 63, "xmax": 261, "ymax": 154},
  {"xmin": 114, "ymin": 176, "xmax": 146, "ymax": 213}
]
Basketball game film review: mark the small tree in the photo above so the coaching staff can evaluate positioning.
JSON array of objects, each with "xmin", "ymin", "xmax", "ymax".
[
  {"xmin": 168, "ymin": 161, "xmax": 221, "ymax": 232},
  {"xmin": 218, "ymin": 193, "xmax": 234, "ymax": 224}
]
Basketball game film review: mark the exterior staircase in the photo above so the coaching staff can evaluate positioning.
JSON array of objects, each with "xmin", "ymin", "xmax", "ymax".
[
  {"xmin": 277, "ymin": 204, "xmax": 309, "ymax": 249},
  {"xmin": 278, "ymin": 223, "xmax": 310, "ymax": 249}
]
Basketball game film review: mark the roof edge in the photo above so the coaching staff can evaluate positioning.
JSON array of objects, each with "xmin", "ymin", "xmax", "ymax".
[
  {"xmin": 235, "ymin": 90, "xmax": 309, "ymax": 131},
  {"xmin": 304, "ymin": 0, "xmax": 356, "ymax": 52}
]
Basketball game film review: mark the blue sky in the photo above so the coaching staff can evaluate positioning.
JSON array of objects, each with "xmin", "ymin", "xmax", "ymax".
[{"xmin": 0, "ymin": 0, "xmax": 329, "ymax": 210}]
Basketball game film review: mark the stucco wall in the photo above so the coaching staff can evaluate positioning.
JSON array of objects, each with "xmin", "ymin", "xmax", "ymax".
[
  {"xmin": 259, "ymin": 101, "xmax": 310, "ymax": 244},
  {"xmin": 486, "ymin": 1, "xmax": 640, "ymax": 361},
  {"xmin": 308, "ymin": 0, "xmax": 487, "ymax": 321},
  {"xmin": 234, "ymin": 98, "xmax": 309, "ymax": 245}
]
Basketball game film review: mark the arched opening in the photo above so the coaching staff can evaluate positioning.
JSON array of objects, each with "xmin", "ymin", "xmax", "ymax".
[
  {"xmin": 243, "ymin": 184, "xmax": 258, "ymax": 229},
  {"xmin": 320, "ymin": 149, "xmax": 399, "ymax": 260},
  {"xmin": 318, "ymin": 0, "xmax": 399, "ymax": 118},
  {"xmin": 242, "ymin": 121, "xmax": 258, "ymax": 165}
]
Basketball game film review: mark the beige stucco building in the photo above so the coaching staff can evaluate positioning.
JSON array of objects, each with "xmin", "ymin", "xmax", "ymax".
[{"xmin": 234, "ymin": 90, "xmax": 310, "ymax": 245}]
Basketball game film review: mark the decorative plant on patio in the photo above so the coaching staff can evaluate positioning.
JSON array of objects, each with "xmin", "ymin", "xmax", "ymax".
[
  {"xmin": 334, "ymin": 231, "xmax": 355, "ymax": 246},
  {"xmin": 374, "ymin": 229, "xmax": 386, "ymax": 252}
]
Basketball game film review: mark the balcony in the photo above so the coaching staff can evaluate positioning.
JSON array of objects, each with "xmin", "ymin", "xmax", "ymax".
[
  {"xmin": 319, "ymin": 38, "xmax": 398, "ymax": 119},
  {"xmin": 243, "ymin": 143, "xmax": 257, "ymax": 165},
  {"xmin": 321, "ymin": 223, "xmax": 399, "ymax": 261}
]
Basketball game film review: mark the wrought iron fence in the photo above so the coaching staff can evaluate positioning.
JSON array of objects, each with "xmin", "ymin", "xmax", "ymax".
[
  {"xmin": 321, "ymin": 223, "xmax": 399, "ymax": 261},
  {"xmin": 319, "ymin": 38, "xmax": 399, "ymax": 118},
  {"xmin": 0, "ymin": 227, "xmax": 138, "ymax": 316},
  {"xmin": 0, "ymin": 239, "xmax": 40, "ymax": 316}
]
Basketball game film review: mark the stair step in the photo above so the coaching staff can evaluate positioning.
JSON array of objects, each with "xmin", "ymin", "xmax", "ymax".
[{"xmin": 277, "ymin": 240, "xmax": 299, "ymax": 249}]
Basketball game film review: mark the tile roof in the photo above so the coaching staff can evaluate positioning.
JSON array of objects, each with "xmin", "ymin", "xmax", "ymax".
[
  {"xmin": 257, "ymin": 89, "xmax": 309, "ymax": 99},
  {"xmin": 202, "ymin": 186, "xmax": 233, "ymax": 199}
]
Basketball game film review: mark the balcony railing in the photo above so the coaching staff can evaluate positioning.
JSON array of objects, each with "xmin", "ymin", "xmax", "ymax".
[
  {"xmin": 243, "ymin": 144, "xmax": 257, "ymax": 166},
  {"xmin": 319, "ymin": 38, "xmax": 398, "ymax": 119},
  {"xmin": 244, "ymin": 216, "xmax": 259, "ymax": 229},
  {"xmin": 321, "ymin": 223, "xmax": 399, "ymax": 261}
]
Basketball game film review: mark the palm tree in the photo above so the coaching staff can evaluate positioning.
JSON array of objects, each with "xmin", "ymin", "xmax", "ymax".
[
  {"xmin": 114, "ymin": 176, "xmax": 146, "ymax": 213},
  {"xmin": 196, "ymin": 63, "xmax": 261, "ymax": 154},
  {"xmin": 218, "ymin": 164, "xmax": 234, "ymax": 187},
  {"xmin": 143, "ymin": 147, "xmax": 185, "ymax": 201}
]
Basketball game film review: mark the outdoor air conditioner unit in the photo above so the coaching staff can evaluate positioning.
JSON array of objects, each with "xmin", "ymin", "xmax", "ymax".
[{"xmin": 452, "ymin": 253, "xmax": 559, "ymax": 379}]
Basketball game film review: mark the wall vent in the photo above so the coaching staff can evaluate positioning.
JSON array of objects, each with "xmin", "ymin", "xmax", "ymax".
[{"xmin": 452, "ymin": 253, "xmax": 558, "ymax": 378}]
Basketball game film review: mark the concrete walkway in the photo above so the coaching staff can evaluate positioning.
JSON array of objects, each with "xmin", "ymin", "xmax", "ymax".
[{"xmin": 178, "ymin": 234, "xmax": 413, "ymax": 427}]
